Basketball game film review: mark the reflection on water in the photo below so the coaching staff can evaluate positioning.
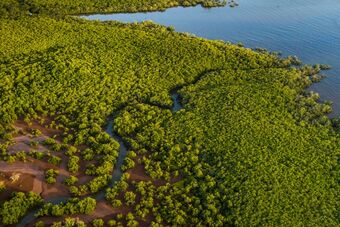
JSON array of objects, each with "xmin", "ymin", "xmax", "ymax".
[{"xmin": 82, "ymin": 0, "xmax": 340, "ymax": 116}]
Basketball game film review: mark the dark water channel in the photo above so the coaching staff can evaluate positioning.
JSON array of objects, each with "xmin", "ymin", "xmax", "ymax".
[
  {"xmin": 17, "ymin": 119, "xmax": 128, "ymax": 226},
  {"xmin": 18, "ymin": 95, "xmax": 182, "ymax": 226}
]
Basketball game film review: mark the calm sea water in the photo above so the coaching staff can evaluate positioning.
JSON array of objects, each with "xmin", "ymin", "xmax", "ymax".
[{"xmin": 82, "ymin": 0, "xmax": 340, "ymax": 117}]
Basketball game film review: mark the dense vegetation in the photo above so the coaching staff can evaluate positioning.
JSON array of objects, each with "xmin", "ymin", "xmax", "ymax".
[
  {"xmin": 0, "ymin": 1, "xmax": 339, "ymax": 226},
  {"xmin": 36, "ymin": 197, "xmax": 96, "ymax": 217},
  {"xmin": 0, "ymin": 192, "xmax": 42, "ymax": 225},
  {"xmin": 113, "ymin": 68, "xmax": 339, "ymax": 226}
]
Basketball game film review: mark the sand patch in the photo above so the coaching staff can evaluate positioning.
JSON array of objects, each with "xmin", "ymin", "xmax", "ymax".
[{"xmin": 0, "ymin": 161, "xmax": 44, "ymax": 200}]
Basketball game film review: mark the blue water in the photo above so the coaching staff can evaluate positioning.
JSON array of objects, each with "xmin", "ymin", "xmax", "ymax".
[{"xmin": 82, "ymin": 0, "xmax": 340, "ymax": 117}]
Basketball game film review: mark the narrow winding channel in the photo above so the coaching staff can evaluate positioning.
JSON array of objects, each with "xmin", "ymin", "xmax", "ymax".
[{"xmin": 18, "ymin": 92, "xmax": 182, "ymax": 226}]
